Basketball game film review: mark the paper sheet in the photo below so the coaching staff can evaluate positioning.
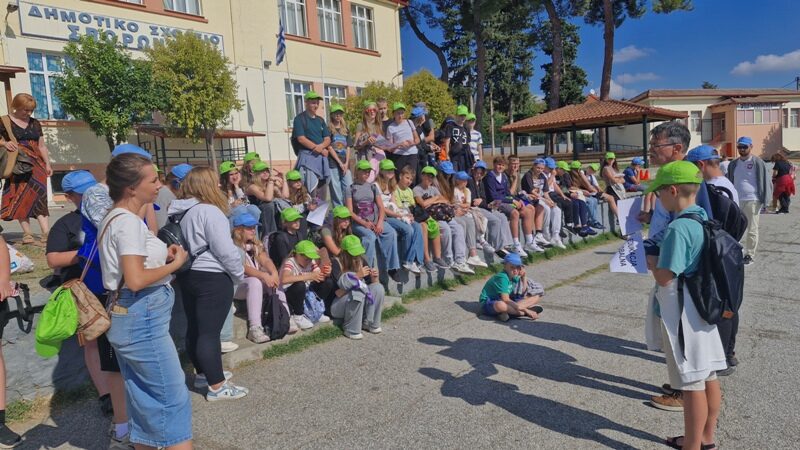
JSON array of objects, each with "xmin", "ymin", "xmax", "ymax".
[
  {"xmin": 306, "ymin": 202, "xmax": 329, "ymax": 226},
  {"xmin": 609, "ymin": 232, "xmax": 648, "ymax": 274},
  {"xmin": 616, "ymin": 196, "xmax": 643, "ymax": 236}
]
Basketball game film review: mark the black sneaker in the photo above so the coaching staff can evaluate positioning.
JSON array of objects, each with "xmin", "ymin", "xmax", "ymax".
[
  {"xmin": 728, "ymin": 355, "xmax": 739, "ymax": 366},
  {"xmin": 99, "ymin": 393, "xmax": 114, "ymax": 417},
  {"xmin": 743, "ymin": 255, "xmax": 753, "ymax": 266},
  {"xmin": 530, "ymin": 305, "xmax": 544, "ymax": 314},
  {"xmin": 0, "ymin": 424, "xmax": 21, "ymax": 448},
  {"xmin": 717, "ymin": 366, "xmax": 736, "ymax": 376}
]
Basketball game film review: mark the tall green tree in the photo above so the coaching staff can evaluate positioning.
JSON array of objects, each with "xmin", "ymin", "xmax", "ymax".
[
  {"xmin": 540, "ymin": 21, "xmax": 588, "ymax": 108},
  {"xmin": 401, "ymin": 1, "xmax": 450, "ymax": 83},
  {"xmin": 147, "ymin": 32, "xmax": 242, "ymax": 168},
  {"xmin": 54, "ymin": 34, "xmax": 160, "ymax": 152},
  {"xmin": 701, "ymin": 81, "xmax": 718, "ymax": 89},
  {"xmin": 402, "ymin": 70, "xmax": 457, "ymax": 126},
  {"xmin": 540, "ymin": 0, "xmax": 587, "ymax": 112}
]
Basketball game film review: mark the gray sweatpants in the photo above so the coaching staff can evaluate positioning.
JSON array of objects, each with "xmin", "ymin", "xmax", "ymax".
[
  {"xmin": 331, "ymin": 283, "xmax": 385, "ymax": 336},
  {"xmin": 454, "ymin": 215, "xmax": 477, "ymax": 251},
  {"xmin": 438, "ymin": 219, "xmax": 467, "ymax": 264},
  {"xmin": 476, "ymin": 208, "xmax": 513, "ymax": 249},
  {"xmin": 539, "ymin": 202, "xmax": 563, "ymax": 240}
]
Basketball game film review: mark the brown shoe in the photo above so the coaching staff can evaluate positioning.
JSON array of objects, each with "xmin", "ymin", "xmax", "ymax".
[{"xmin": 650, "ymin": 391, "xmax": 683, "ymax": 411}]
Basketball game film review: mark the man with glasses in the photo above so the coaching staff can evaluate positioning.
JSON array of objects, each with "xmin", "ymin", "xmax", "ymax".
[{"xmin": 725, "ymin": 137, "xmax": 771, "ymax": 266}]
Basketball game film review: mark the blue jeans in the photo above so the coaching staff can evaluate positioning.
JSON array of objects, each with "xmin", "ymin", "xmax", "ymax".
[
  {"xmin": 353, "ymin": 222, "xmax": 400, "ymax": 270},
  {"xmin": 586, "ymin": 196, "xmax": 601, "ymax": 226},
  {"xmin": 385, "ymin": 217, "xmax": 424, "ymax": 264},
  {"xmin": 220, "ymin": 304, "xmax": 234, "ymax": 342},
  {"xmin": 107, "ymin": 284, "xmax": 192, "ymax": 447},
  {"xmin": 328, "ymin": 163, "xmax": 352, "ymax": 207}
]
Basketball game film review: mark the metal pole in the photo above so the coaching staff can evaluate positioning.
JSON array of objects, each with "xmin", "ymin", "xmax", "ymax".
[
  {"xmin": 260, "ymin": 46, "xmax": 274, "ymax": 168},
  {"xmin": 284, "ymin": 40, "xmax": 295, "ymax": 167},
  {"xmin": 642, "ymin": 115, "xmax": 649, "ymax": 168},
  {"xmin": 489, "ymin": 88, "xmax": 496, "ymax": 158}
]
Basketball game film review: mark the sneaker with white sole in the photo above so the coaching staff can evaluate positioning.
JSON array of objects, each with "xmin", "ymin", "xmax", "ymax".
[
  {"xmin": 206, "ymin": 382, "xmax": 248, "ymax": 402},
  {"xmin": 318, "ymin": 315, "xmax": 332, "ymax": 323},
  {"xmin": 194, "ymin": 370, "xmax": 233, "ymax": 389},
  {"xmin": 292, "ymin": 314, "xmax": 314, "ymax": 330},
  {"xmin": 424, "ymin": 260, "xmax": 437, "ymax": 272},
  {"xmin": 345, "ymin": 332, "xmax": 364, "ymax": 340},
  {"xmin": 452, "ymin": 262, "xmax": 475, "ymax": 274},
  {"xmin": 433, "ymin": 257, "xmax": 450, "ymax": 269},
  {"xmin": 363, "ymin": 324, "xmax": 383, "ymax": 334},
  {"xmin": 466, "ymin": 255, "xmax": 488, "ymax": 268},
  {"xmin": 220, "ymin": 341, "xmax": 238, "ymax": 353},
  {"xmin": 525, "ymin": 242, "xmax": 545, "ymax": 253},
  {"xmin": 247, "ymin": 326, "xmax": 270, "ymax": 344},
  {"xmin": 480, "ymin": 241, "xmax": 496, "ymax": 254},
  {"xmin": 403, "ymin": 261, "xmax": 421, "ymax": 274},
  {"xmin": 534, "ymin": 234, "xmax": 550, "ymax": 246},
  {"xmin": 514, "ymin": 244, "xmax": 528, "ymax": 258}
]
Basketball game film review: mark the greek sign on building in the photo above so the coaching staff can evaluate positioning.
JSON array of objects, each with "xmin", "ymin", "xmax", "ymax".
[{"xmin": 18, "ymin": 1, "xmax": 225, "ymax": 53}]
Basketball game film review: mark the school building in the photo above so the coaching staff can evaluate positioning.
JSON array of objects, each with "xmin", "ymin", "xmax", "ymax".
[
  {"xmin": 0, "ymin": 0, "xmax": 405, "ymax": 196},
  {"xmin": 609, "ymin": 89, "xmax": 800, "ymax": 159}
]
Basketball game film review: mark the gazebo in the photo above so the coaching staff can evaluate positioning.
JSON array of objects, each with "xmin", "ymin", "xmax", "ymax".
[
  {"xmin": 502, "ymin": 95, "xmax": 687, "ymax": 165},
  {"xmin": 0, "ymin": 65, "xmax": 26, "ymax": 111}
]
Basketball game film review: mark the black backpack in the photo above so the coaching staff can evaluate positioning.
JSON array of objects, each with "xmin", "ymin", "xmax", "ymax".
[
  {"xmin": 676, "ymin": 213, "xmax": 744, "ymax": 330},
  {"xmin": 263, "ymin": 294, "xmax": 290, "ymax": 341},
  {"xmin": 156, "ymin": 204, "xmax": 208, "ymax": 274},
  {"xmin": 705, "ymin": 183, "xmax": 748, "ymax": 241}
]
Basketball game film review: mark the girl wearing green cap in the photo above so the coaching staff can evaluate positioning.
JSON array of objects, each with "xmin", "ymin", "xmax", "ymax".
[
  {"xmin": 377, "ymin": 163, "xmax": 425, "ymax": 274},
  {"xmin": 220, "ymin": 162, "xmax": 263, "ymax": 231},
  {"xmin": 385, "ymin": 102, "xmax": 421, "ymax": 180},
  {"xmin": 601, "ymin": 153, "xmax": 628, "ymax": 201},
  {"xmin": 329, "ymin": 235, "xmax": 385, "ymax": 339},
  {"xmin": 394, "ymin": 166, "xmax": 444, "ymax": 272},
  {"xmin": 327, "ymin": 105, "xmax": 352, "ymax": 207},
  {"xmin": 245, "ymin": 162, "xmax": 289, "ymax": 236},
  {"xmin": 354, "ymin": 102, "xmax": 389, "ymax": 184},
  {"xmin": 280, "ymin": 241, "xmax": 336, "ymax": 330}
]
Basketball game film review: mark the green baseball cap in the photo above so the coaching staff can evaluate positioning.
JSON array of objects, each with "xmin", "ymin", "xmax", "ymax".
[
  {"xmin": 341, "ymin": 234, "xmax": 366, "ymax": 257},
  {"xmin": 379, "ymin": 159, "xmax": 396, "ymax": 171},
  {"xmin": 456, "ymin": 105, "xmax": 469, "ymax": 116},
  {"xmin": 570, "ymin": 161, "xmax": 582, "ymax": 170},
  {"xmin": 244, "ymin": 152, "xmax": 260, "ymax": 162},
  {"xmin": 219, "ymin": 161, "xmax": 237, "ymax": 175},
  {"xmin": 294, "ymin": 240, "xmax": 320, "ymax": 259},
  {"xmin": 252, "ymin": 161, "xmax": 270, "ymax": 172},
  {"xmin": 363, "ymin": 99, "xmax": 377, "ymax": 108},
  {"xmin": 35, "ymin": 286, "xmax": 79, "ymax": 358},
  {"xmin": 421, "ymin": 166, "xmax": 437, "ymax": 176},
  {"xmin": 556, "ymin": 161, "xmax": 569, "ymax": 171},
  {"xmin": 356, "ymin": 160, "xmax": 372, "ymax": 171},
  {"xmin": 645, "ymin": 160, "xmax": 702, "ymax": 194},
  {"xmin": 466, "ymin": 113, "xmax": 477, "ymax": 121},
  {"xmin": 605, "ymin": 152, "xmax": 616, "ymax": 160},
  {"xmin": 426, "ymin": 217, "xmax": 440, "ymax": 239},
  {"xmin": 330, "ymin": 103, "xmax": 345, "ymax": 114},
  {"xmin": 589, "ymin": 163, "xmax": 600, "ymax": 172},
  {"xmin": 281, "ymin": 207, "xmax": 303, "ymax": 222},
  {"xmin": 333, "ymin": 205, "xmax": 352, "ymax": 219},
  {"xmin": 285, "ymin": 169, "xmax": 302, "ymax": 181},
  {"xmin": 304, "ymin": 91, "xmax": 322, "ymax": 100},
  {"xmin": 392, "ymin": 102, "xmax": 407, "ymax": 112}
]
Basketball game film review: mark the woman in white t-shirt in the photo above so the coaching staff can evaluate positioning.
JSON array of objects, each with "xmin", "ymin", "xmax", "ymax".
[{"xmin": 98, "ymin": 153, "xmax": 192, "ymax": 449}]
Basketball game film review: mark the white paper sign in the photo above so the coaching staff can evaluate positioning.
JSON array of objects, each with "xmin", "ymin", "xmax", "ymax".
[
  {"xmin": 609, "ymin": 232, "xmax": 648, "ymax": 274},
  {"xmin": 616, "ymin": 196, "xmax": 643, "ymax": 236},
  {"xmin": 306, "ymin": 202, "xmax": 329, "ymax": 226}
]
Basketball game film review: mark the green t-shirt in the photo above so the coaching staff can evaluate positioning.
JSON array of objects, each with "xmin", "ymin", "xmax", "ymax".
[
  {"xmin": 394, "ymin": 187, "xmax": 416, "ymax": 212},
  {"xmin": 657, "ymin": 205, "xmax": 707, "ymax": 277},
  {"xmin": 479, "ymin": 272, "xmax": 513, "ymax": 304}
]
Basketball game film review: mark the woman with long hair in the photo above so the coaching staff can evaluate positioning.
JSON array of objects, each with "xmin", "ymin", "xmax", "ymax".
[
  {"xmin": 1, "ymin": 93, "xmax": 52, "ymax": 245},
  {"xmin": 169, "ymin": 167, "xmax": 247, "ymax": 401},
  {"xmin": 240, "ymin": 152, "xmax": 261, "ymax": 186},
  {"xmin": 330, "ymin": 235, "xmax": 385, "ymax": 339},
  {"xmin": 220, "ymin": 161, "xmax": 262, "ymax": 229},
  {"xmin": 554, "ymin": 161, "xmax": 594, "ymax": 237},
  {"xmin": 568, "ymin": 161, "xmax": 605, "ymax": 229},
  {"xmin": 99, "ymin": 153, "xmax": 191, "ymax": 449},
  {"xmin": 246, "ymin": 161, "xmax": 289, "ymax": 235},
  {"xmin": 601, "ymin": 152, "xmax": 627, "ymax": 202},
  {"xmin": 327, "ymin": 104, "xmax": 352, "ymax": 206},
  {"xmin": 354, "ymin": 100, "xmax": 389, "ymax": 183},
  {"xmin": 377, "ymin": 159, "xmax": 424, "ymax": 274}
]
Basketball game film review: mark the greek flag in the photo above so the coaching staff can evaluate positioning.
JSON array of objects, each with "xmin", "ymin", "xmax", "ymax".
[{"xmin": 276, "ymin": 21, "xmax": 286, "ymax": 66}]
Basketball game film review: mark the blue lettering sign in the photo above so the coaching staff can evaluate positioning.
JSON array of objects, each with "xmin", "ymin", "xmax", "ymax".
[
  {"xmin": 43, "ymin": 7, "xmax": 57, "ymax": 20},
  {"xmin": 67, "ymin": 24, "xmax": 79, "ymax": 41},
  {"xmin": 137, "ymin": 35, "xmax": 150, "ymax": 50},
  {"xmin": 114, "ymin": 19, "xmax": 125, "ymax": 30},
  {"xmin": 78, "ymin": 13, "xmax": 91, "ymax": 24},
  {"xmin": 121, "ymin": 33, "xmax": 134, "ymax": 46},
  {"xmin": 59, "ymin": 11, "xmax": 76, "ymax": 23},
  {"xmin": 127, "ymin": 22, "xmax": 138, "ymax": 33},
  {"xmin": 85, "ymin": 27, "xmax": 98, "ymax": 39},
  {"xmin": 149, "ymin": 25, "xmax": 159, "ymax": 36},
  {"xmin": 102, "ymin": 29, "xmax": 116, "ymax": 40},
  {"xmin": 28, "ymin": 5, "xmax": 41, "ymax": 18}
]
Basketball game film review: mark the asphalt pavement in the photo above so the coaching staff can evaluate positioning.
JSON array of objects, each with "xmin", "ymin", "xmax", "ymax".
[{"xmin": 10, "ymin": 203, "xmax": 800, "ymax": 449}]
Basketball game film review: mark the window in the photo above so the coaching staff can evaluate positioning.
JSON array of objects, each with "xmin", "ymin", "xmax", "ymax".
[
  {"xmin": 120, "ymin": 0, "xmax": 144, "ymax": 4},
  {"xmin": 351, "ymin": 4, "xmax": 375, "ymax": 50},
  {"xmin": 163, "ymin": 0, "xmax": 201, "ymax": 15},
  {"xmin": 736, "ymin": 103, "xmax": 781, "ymax": 125},
  {"xmin": 279, "ymin": 0, "xmax": 307, "ymax": 37},
  {"xmin": 27, "ymin": 51, "xmax": 68, "ymax": 120},
  {"xmin": 324, "ymin": 84, "xmax": 347, "ymax": 110},
  {"xmin": 356, "ymin": 87, "xmax": 364, "ymax": 96},
  {"xmin": 784, "ymin": 108, "xmax": 800, "ymax": 128},
  {"xmin": 285, "ymin": 80, "xmax": 312, "ymax": 124},
  {"xmin": 689, "ymin": 111, "xmax": 702, "ymax": 133},
  {"xmin": 317, "ymin": 0, "xmax": 343, "ymax": 44}
]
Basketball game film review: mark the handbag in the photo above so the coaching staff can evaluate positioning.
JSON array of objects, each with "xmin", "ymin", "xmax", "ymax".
[
  {"xmin": 426, "ymin": 203, "xmax": 456, "ymax": 222},
  {"xmin": 0, "ymin": 115, "xmax": 33, "ymax": 178},
  {"xmin": 303, "ymin": 289, "xmax": 325, "ymax": 323}
]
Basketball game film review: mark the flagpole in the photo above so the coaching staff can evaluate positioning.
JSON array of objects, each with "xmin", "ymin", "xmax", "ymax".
[
  {"xmin": 283, "ymin": 31, "xmax": 295, "ymax": 168},
  {"xmin": 260, "ymin": 45, "xmax": 274, "ymax": 169},
  {"xmin": 320, "ymin": 53, "xmax": 325, "ymax": 111}
]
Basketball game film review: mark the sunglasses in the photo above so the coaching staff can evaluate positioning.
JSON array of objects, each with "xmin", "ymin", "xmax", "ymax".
[
  {"xmin": 366, "ymin": 109, "xmax": 377, "ymax": 113},
  {"xmin": 737, "ymin": 146, "xmax": 749, "ymax": 150}
]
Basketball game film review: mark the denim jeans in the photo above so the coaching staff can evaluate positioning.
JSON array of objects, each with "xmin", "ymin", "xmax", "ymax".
[
  {"xmin": 107, "ymin": 284, "xmax": 192, "ymax": 447},
  {"xmin": 328, "ymin": 164, "xmax": 352, "ymax": 207},
  {"xmin": 385, "ymin": 217, "xmax": 424, "ymax": 264},
  {"xmin": 353, "ymin": 222, "xmax": 400, "ymax": 270},
  {"xmin": 585, "ymin": 196, "xmax": 601, "ymax": 226}
]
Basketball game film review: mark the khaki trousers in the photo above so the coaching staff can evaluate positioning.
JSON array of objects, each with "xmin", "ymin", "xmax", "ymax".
[{"xmin": 740, "ymin": 200, "xmax": 761, "ymax": 257}]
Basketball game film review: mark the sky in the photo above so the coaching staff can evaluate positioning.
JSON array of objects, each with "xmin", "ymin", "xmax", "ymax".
[{"xmin": 399, "ymin": 0, "xmax": 800, "ymax": 100}]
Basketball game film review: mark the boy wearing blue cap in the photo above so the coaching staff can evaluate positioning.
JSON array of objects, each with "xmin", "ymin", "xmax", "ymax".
[
  {"xmin": 687, "ymin": 145, "xmax": 739, "ymax": 206},
  {"xmin": 478, "ymin": 253, "xmax": 543, "ymax": 322},
  {"xmin": 623, "ymin": 158, "xmax": 646, "ymax": 192}
]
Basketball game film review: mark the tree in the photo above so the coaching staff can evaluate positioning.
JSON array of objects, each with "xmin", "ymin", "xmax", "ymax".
[
  {"xmin": 540, "ymin": 0, "xmax": 586, "ymax": 112},
  {"xmin": 401, "ymin": 1, "xmax": 450, "ymax": 83},
  {"xmin": 54, "ymin": 34, "xmax": 160, "ymax": 152},
  {"xmin": 541, "ymin": 21, "xmax": 588, "ymax": 108},
  {"xmin": 402, "ymin": 70, "xmax": 458, "ymax": 126},
  {"xmin": 585, "ymin": 0, "xmax": 692, "ymax": 99},
  {"xmin": 147, "ymin": 32, "xmax": 242, "ymax": 168},
  {"xmin": 701, "ymin": 81, "xmax": 718, "ymax": 89}
]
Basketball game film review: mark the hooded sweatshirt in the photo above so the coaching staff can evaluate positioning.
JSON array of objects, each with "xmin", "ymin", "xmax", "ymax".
[{"xmin": 167, "ymin": 198, "xmax": 244, "ymax": 282}]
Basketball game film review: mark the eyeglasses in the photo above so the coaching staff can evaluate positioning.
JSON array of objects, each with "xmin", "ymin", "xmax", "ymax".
[
  {"xmin": 649, "ymin": 142, "xmax": 675, "ymax": 149},
  {"xmin": 737, "ymin": 145, "xmax": 749, "ymax": 150}
]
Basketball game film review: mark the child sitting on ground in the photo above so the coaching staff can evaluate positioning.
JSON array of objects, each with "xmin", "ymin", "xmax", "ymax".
[
  {"xmin": 646, "ymin": 161, "xmax": 726, "ymax": 450},
  {"xmin": 330, "ymin": 235, "xmax": 385, "ymax": 340},
  {"xmin": 478, "ymin": 253, "xmax": 543, "ymax": 322}
]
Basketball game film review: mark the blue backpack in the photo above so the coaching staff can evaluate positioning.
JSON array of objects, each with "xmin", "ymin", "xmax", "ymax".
[{"xmin": 303, "ymin": 290, "xmax": 325, "ymax": 323}]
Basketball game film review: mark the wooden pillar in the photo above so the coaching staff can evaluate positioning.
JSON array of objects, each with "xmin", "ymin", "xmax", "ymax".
[
  {"xmin": 642, "ymin": 115, "xmax": 649, "ymax": 168},
  {"xmin": 604, "ymin": 127, "xmax": 610, "ymax": 152},
  {"xmin": 3, "ymin": 77, "xmax": 12, "ymax": 113}
]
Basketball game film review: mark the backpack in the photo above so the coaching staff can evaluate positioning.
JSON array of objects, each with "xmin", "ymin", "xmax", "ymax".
[
  {"xmin": 156, "ymin": 204, "xmax": 209, "ymax": 274},
  {"xmin": 676, "ymin": 213, "xmax": 744, "ymax": 331},
  {"xmin": 262, "ymin": 293, "xmax": 290, "ymax": 341},
  {"xmin": 290, "ymin": 113, "xmax": 308, "ymax": 155},
  {"xmin": 705, "ymin": 183, "xmax": 748, "ymax": 241}
]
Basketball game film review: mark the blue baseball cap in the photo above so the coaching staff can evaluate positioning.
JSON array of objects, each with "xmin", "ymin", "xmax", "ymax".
[
  {"xmin": 439, "ymin": 161, "xmax": 455, "ymax": 175},
  {"xmin": 503, "ymin": 252, "xmax": 524, "ymax": 267},
  {"xmin": 544, "ymin": 157, "xmax": 557, "ymax": 169},
  {"xmin": 231, "ymin": 211, "xmax": 259, "ymax": 228},
  {"xmin": 170, "ymin": 163, "xmax": 193, "ymax": 181},
  {"xmin": 473, "ymin": 160, "xmax": 488, "ymax": 170},
  {"xmin": 533, "ymin": 158, "xmax": 546, "ymax": 165},
  {"xmin": 455, "ymin": 171, "xmax": 470, "ymax": 181},
  {"xmin": 686, "ymin": 145, "xmax": 720, "ymax": 162},
  {"xmin": 410, "ymin": 107, "xmax": 426, "ymax": 118},
  {"xmin": 737, "ymin": 136, "xmax": 752, "ymax": 147},
  {"xmin": 61, "ymin": 170, "xmax": 97, "ymax": 194},
  {"xmin": 111, "ymin": 143, "xmax": 152, "ymax": 160},
  {"xmin": 631, "ymin": 157, "xmax": 644, "ymax": 166}
]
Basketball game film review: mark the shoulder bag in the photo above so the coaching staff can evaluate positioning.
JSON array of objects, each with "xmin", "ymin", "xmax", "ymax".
[{"xmin": 0, "ymin": 115, "xmax": 33, "ymax": 178}]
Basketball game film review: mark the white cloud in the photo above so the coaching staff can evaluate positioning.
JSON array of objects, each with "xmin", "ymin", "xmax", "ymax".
[
  {"xmin": 615, "ymin": 72, "xmax": 660, "ymax": 84},
  {"xmin": 731, "ymin": 49, "xmax": 800, "ymax": 76},
  {"xmin": 609, "ymin": 80, "xmax": 638, "ymax": 99},
  {"xmin": 614, "ymin": 45, "xmax": 650, "ymax": 63}
]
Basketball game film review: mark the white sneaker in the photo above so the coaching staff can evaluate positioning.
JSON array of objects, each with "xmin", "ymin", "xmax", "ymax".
[
  {"xmin": 452, "ymin": 262, "xmax": 475, "ymax": 274},
  {"xmin": 552, "ymin": 238, "xmax": 567, "ymax": 249},
  {"xmin": 525, "ymin": 242, "xmax": 545, "ymax": 253},
  {"xmin": 345, "ymin": 332, "xmax": 364, "ymax": 340},
  {"xmin": 466, "ymin": 255, "xmax": 488, "ymax": 268},
  {"xmin": 247, "ymin": 326, "xmax": 270, "ymax": 344},
  {"xmin": 194, "ymin": 371, "xmax": 233, "ymax": 389},
  {"xmin": 403, "ymin": 261, "xmax": 421, "ymax": 274},
  {"xmin": 292, "ymin": 314, "xmax": 314, "ymax": 330},
  {"xmin": 220, "ymin": 341, "xmax": 238, "ymax": 353},
  {"xmin": 318, "ymin": 315, "xmax": 332, "ymax": 323},
  {"xmin": 206, "ymin": 382, "xmax": 248, "ymax": 402},
  {"xmin": 534, "ymin": 234, "xmax": 550, "ymax": 246},
  {"xmin": 288, "ymin": 317, "xmax": 300, "ymax": 334},
  {"xmin": 363, "ymin": 325, "xmax": 383, "ymax": 334},
  {"xmin": 514, "ymin": 244, "xmax": 528, "ymax": 258}
]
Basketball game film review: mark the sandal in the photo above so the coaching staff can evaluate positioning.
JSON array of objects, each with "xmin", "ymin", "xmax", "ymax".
[
  {"xmin": 21, "ymin": 234, "xmax": 34, "ymax": 245},
  {"xmin": 665, "ymin": 436, "xmax": 716, "ymax": 449}
]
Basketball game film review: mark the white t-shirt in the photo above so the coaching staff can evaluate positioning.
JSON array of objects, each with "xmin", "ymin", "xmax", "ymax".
[
  {"xmin": 99, "ymin": 208, "xmax": 171, "ymax": 290},
  {"xmin": 707, "ymin": 176, "xmax": 740, "ymax": 206},
  {"xmin": 469, "ymin": 130, "xmax": 483, "ymax": 160},
  {"xmin": 719, "ymin": 160, "xmax": 730, "ymax": 176},
  {"xmin": 732, "ymin": 157, "xmax": 758, "ymax": 202},
  {"xmin": 385, "ymin": 119, "xmax": 418, "ymax": 156}
]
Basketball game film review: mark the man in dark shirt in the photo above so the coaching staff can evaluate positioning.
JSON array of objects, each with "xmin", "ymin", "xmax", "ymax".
[{"xmin": 292, "ymin": 91, "xmax": 331, "ymax": 199}]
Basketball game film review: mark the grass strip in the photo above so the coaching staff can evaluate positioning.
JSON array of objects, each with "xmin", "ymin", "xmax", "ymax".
[
  {"xmin": 6, "ymin": 383, "xmax": 97, "ymax": 423},
  {"xmin": 381, "ymin": 303, "xmax": 408, "ymax": 321},
  {"xmin": 545, "ymin": 263, "xmax": 608, "ymax": 292},
  {"xmin": 262, "ymin": 325, "xmax": 343, "ymax": 360}
]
